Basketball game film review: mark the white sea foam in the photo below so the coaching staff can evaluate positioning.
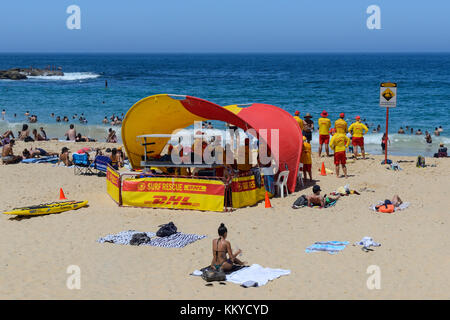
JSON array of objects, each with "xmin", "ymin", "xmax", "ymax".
[{"xmin": 27, "ymin": 72, "xmax": 101, "ymax": 81}]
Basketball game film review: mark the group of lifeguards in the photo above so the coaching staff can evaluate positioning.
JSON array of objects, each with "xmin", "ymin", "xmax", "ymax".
[{"xmin": 294, "ymin": 110, "xmax": 369, "ymax": 179}]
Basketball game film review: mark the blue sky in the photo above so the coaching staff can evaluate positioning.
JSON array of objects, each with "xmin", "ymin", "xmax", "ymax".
[{"xmin": 0, "ymin": 0, "xmax": 449, "ymax": 52}]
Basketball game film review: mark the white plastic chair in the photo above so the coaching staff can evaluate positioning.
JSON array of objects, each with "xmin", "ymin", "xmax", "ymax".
[
  {"xmin": 297, "ymin": 164, "xmax": 304, "ymax": 187},
  {"xmin": 275, "ymin": 170, "xmax": 290, "ymax": 198}
]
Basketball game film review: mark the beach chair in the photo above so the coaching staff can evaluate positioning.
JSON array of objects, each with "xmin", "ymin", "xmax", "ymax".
[
  {"xmin": 93, "ymin": 155, "xmax": 112, "ymax": 176},
  {"xmin": 73, "ymin": 153, "xmax": 94, "ymax": 175},
  {"xmin": 275, "ymin": 170, "xmax": 289, "ymax": 198}
]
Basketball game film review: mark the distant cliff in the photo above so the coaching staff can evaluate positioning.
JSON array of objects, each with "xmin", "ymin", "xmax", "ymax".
[{"xmin": 0, "ymin": 67, "xmax": 64, "ymax": 80}]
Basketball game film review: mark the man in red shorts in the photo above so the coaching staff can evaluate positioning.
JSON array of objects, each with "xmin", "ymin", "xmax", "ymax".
[
  {"xmin": 330, "ymin": 133, "xmax": 350, "ymax": 178},
  {"xmin": 348, "ymin": 116, "xmax": 369, "ymax": 159},
  {"xmin": 318, "ymin": 110, "xmax": 331, "ymax": 157}
]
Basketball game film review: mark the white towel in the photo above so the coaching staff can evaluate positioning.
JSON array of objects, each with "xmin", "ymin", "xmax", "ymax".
[{"xmin": 225, "ymin": 264, "xmax": 290, "ymax": 287}]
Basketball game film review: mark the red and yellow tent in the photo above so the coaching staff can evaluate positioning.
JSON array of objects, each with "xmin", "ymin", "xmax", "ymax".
[{"xmin": 121, "ymin": 94, "xmax": 302, "ymax": 193}]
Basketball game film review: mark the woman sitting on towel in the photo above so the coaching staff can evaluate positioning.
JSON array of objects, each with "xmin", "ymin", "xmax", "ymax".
[{"xmin": 211, "ymin": 223, "xmax": 245, "ymax": 272}]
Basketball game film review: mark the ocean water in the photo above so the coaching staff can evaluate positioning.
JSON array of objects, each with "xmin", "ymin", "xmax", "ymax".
[{"xmin": 0, "ymin": 53, "xmax": 449, "ymax": 156}]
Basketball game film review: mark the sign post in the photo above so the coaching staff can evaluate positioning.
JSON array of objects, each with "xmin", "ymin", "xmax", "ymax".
[{"xmin": 379, "ymin": 82, "xmax": 397, "ymax": 164}]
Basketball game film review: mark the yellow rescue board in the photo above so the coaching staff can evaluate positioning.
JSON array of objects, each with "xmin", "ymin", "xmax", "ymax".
[{"xmin": 3, "ymin": 200, "xmax": 88, "ymax": 216}]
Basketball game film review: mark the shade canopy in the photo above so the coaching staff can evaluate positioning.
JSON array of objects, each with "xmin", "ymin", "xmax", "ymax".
[{"xmin": 121, "ymin": 94, "xmax": 302, "ymax": 192}]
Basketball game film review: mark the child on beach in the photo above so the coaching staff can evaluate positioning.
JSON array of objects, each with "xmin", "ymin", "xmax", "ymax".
[{"xmin": 300, "ymin": 136, "xmax": 312, "ymax": 182}]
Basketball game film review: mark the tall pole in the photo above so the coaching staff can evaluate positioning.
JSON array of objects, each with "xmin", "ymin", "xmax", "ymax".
[{"xmin": 385, "ymin": 107, "xmax": 389, "ymax": 164}]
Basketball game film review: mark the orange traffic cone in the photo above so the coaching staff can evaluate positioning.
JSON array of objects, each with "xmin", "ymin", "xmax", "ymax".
[
  {"xmin": 59, "ymin": 188, "xmax": 68, "ymax": 200},
  {"xmin": 264, "ymin": 191, "xmax": 272, "ymax": 208},
  {"xmin": 320, "ymin": 162, "xmax": 327, "ymax": 176}
]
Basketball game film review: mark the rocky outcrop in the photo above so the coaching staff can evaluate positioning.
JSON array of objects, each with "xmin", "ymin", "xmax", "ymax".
[{"xmin": 0, "ymin": 68, "xmax": 64, "ymax": 80}]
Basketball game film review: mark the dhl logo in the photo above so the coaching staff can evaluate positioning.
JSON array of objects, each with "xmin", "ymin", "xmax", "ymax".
[
  {"xmin": 234, "ymin": 179, "xmax": 257, "ymax": 192},
  {"xmin": 137, "ymin": 182, "xmax": 207, "ymax": 193},
  {"xmin": 107, "ymin": 170, "xmax": 119, "ymax": 187},
  {"xmin": 144, "ymin": 195, "xmax": 200, "ymax": 207}
]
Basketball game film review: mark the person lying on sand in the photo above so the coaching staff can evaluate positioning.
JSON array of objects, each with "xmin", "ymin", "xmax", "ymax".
[
  {"xmin": 306, "ymin": 185, "xmax": 341, "ymax": 208},
  {"xmin": 22, "ymin": 147, "xmax": 57, "ymax": 159},
  {"xmin": 58, "ymin": 147, "xmax": 72, "ymax": 166},
  {"xmin": 211, "ymin": 223, "xmax": 246, "ymax": 272},
  {"xmin": 75, "ymin": 133, "xmax": 97, "ymax": 142},
  {"xmin": 1, "ymin": 139, "xmax": 22, "ymax": 164}
]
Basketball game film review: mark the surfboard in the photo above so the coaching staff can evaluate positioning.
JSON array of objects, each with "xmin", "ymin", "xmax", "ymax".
[{"xmin": 3, "ymin": 200, "xmax": 88, "ymax": 216}]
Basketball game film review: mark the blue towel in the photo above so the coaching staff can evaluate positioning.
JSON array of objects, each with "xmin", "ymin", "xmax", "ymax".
[
  {"xmin": 305, "ymin": 241, "xmax": 349, "ymax": 254},
  {"xmin": 21, "ymin": 156, "xmax": 59, "ymax": 164}
]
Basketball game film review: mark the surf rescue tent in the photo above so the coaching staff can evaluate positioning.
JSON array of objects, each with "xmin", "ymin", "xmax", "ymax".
[{"xmin": 121, "ymin": 94, "xmax": 302, "ymax": 192}]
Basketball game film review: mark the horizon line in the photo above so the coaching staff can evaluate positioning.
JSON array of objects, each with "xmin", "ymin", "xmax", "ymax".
[{"xmin": 1, "ymin": 51, "xmax": 450, "ymax": 55}]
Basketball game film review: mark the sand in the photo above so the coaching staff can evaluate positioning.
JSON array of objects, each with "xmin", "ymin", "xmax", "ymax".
[{"xmin": 0, "ymin": 140, "xmax": 449, "ymax": 299}]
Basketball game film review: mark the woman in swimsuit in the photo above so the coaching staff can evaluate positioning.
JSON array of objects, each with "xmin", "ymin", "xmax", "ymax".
[{"xmin": 211, "ymin": 223, "xmax": 245, "ymax": 272}]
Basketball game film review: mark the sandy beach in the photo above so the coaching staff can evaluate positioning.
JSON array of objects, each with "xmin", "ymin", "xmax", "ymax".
[{"xmin": 0, "ymin": 140, "xmax": 449, "ymax": 300}]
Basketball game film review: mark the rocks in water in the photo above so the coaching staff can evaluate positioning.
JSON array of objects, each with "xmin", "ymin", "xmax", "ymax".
[{"xmin": 0, "ymin": 67, "xmax": 64, "ymax": 80}]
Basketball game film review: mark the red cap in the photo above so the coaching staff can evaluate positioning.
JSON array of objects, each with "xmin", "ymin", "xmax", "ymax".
[
  {"xmin": 340, "ymin": 113, "xmax": 345, "ymax": 118},
  {"xmin": 294, "ymin": 110, "xmax": 300, "ymax": 115},
  {"xmin": 321, "ymin": 110, "xmax": 328, "ymax": 117},
  {"xmin": 355, "ymin": 116, "xmax": 361, "ymax": 120}
]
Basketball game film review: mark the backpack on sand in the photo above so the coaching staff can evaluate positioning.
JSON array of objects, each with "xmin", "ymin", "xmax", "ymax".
[
  {"xmin": 156, "ymin": 222, "xmax": 178, "ymax": 237},
  {"xmin": 201, "ymin": 269, "xmax": 226, "ymax": 282},
  {"xmin": 292, "ymin": 195, "xmax": 308, "ymax": 209},
  {"xmin": 130, "ymin": 233, "xmax": 151, "ymax": 246}
]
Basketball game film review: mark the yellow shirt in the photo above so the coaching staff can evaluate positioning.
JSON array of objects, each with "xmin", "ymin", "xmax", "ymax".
[
  {"xmin": 300, "ymin": 142, "xmax": 312, "ymax": 164},
  {"xmin": 348, "ymin": 122, "xmax": 369, "ymax": 138},
  {"xmin": 330, "ymin": 133, "xmax": 350, "ymax": 153},
  {"xmin": 335, "ymin": 118, "xmax": 348, "ymax": 134},
  {"xmin": 294, "ymin": 116, "xmax": 304, "ymax": 130},
  {"xmin": 318, "ymin": 117, "xmax": 331, "ymax": 135}
]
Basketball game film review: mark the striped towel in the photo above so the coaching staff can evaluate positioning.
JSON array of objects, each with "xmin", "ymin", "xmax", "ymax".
[
  {"xmin": 97, "ymin": 230, "xmax": 206, "ymax": 248},
  {"xmin": 305, "ymin": 241, "xmax": 349, "ymax": 254}
]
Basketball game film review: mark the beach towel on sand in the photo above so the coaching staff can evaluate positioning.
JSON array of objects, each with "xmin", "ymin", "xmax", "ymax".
[
  {"xmin": 370, "ymin": 201, "xmax": 410, "ymax": 212},
  {"xmin": 97, "ymin": 230, "xmax": 206, "ymax": 248},
  {"xmin": 354, "ymin": 237, "xmax": 381, "ymax": 252},
  {"xmin": 191, "ymin": 264, "xmax": 290, "ymax": 287},
  {"xmin": 305, "ymin": 241, "xmax": 349, "ymax": 254},
  {"xmin": 21, "ymin": 156, "xmax": 59, "ymax": 164}
]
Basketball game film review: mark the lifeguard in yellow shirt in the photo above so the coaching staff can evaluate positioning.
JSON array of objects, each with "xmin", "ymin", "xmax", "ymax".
[
  {"xmin": 348, "ymin": 116, "xmax": 369, "ymax": 159},
  {"xmin": 293, "ymin": 110, "xmax": 304, "ymax": 131},
  {"xmin": 329, "ymin": 133, "xmax": 350, "ymax": 178},
  {"xmin": 335, "ymin": 113, "xmax": 348, "ymax": 134},
  {"xmin": 318, "ymin": 110, "xmax": 331, "ymax": 157}
]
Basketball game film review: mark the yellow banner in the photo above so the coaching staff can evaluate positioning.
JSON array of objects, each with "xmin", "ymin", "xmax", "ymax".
[
  {"xmin": 231, "ymin": 175, "xmax": 266, "ymax": 208},
  {"xmin": 121, "ymin": 177, "xmax": 225, "ymax": 212},
  {"xmin": 106, "ymin": 166, "xmax": 121, "ymax": 204}
]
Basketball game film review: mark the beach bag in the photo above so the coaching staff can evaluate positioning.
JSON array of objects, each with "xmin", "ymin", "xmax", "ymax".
[
  {"xmin": 130, "ymin": 233, "xmax": 151, "ymax": 246},
  {"xmin": 416, "ymin": 156, "xmax": 425, "ymax": 168},
  {"xmin": 292, "ymin": 195, "xmax": 308, "ymax": 209},
  {"xmin": 376, "ymin": 200, "xmax": 395, "ymax": 213},
  {"xmin": 156, "ymin": 222, "xmax": 178, "ymax": 237},
  {"xmin": 201, "ymin": 269, "xmax": 226, "ymax": 282}
]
